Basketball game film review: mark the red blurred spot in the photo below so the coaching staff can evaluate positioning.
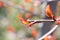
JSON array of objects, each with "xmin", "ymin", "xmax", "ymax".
[
  {"xmin": 25, "ymin": 13, "xmax": 32, "ymax": 19},
  {"xmin": 7, "ymin": 26, "xmax": 15, "ymax": 32},
  {"xmin": 0, "ymin": 1, "xmax": 3, "ymax": 8},
  {"xmin": 31, "ymin": 28, "xmax": 37, "ymax": 38},
  {"xmin": 25, "ymin": 0, "xmax": 32, "ymax": 3}
]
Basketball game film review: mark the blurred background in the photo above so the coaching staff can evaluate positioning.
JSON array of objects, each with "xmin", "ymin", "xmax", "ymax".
[{"xmin": 0, "ymin": 0, "xmax": 60, "ymax": 40}]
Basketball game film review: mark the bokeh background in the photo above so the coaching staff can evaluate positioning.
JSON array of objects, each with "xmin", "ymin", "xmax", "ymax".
[{"xmin": 0, "ymin": 0, "xmax": 60, "ymax": 40}]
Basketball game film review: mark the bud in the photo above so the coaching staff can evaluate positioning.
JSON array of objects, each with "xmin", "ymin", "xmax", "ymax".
[{"xmin": 22, "ymin": 20, "xmax": 30, "ymax": 25}]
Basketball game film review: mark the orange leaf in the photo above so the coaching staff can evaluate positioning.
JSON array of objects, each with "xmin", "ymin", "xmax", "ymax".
[{"xmin": 46, "ymin": 5, "xmax": 53, "ymax": 19}]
